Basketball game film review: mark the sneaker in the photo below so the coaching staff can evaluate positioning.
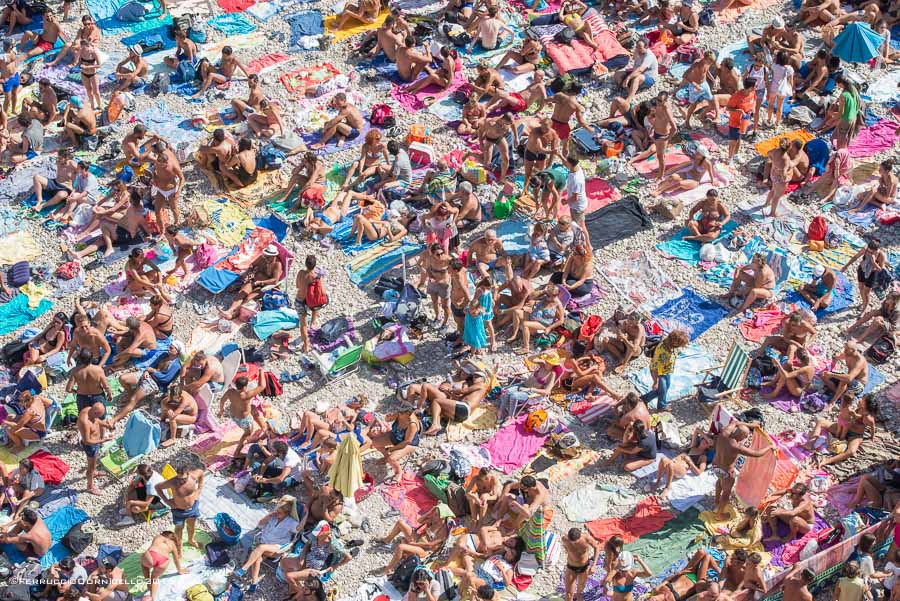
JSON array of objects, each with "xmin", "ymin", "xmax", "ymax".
[{"xmin": 246, "ymin": 584, "xmax": 257, "ymax": 594}]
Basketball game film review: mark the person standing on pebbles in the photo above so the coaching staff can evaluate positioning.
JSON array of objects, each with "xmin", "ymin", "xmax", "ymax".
[
  {"xmin": 156, "ymin": 464, "xmax": 205, "ymax": 553},
  {"xmin": 563, "ymin": 528, "xmax": 603, "ymax": 601},
  {"xmin": 77, "ymin": 401, "xmax": 114, "ymax": 496},
  {"xmin": 295, "ymin": 255, "xmax": 328, "ymax": 354}
]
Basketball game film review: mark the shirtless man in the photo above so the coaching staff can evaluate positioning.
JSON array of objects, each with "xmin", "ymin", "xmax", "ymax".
[
  {"xmin": 449, "ymin": 259, "xmax": 472, "ymax": 333},
  {"xmin": 110, "ymin": 317, "xmax": 157, "ymax": 370},
  {"xmin": 465, "ymin": 468, "xmax": 500, "ymax": 527},
  {"xmin": 406, "ymin": 373, "xmax": 488, "ymax": 435},
  {"xmin": 219, "ymin": 245, "xmax": 283, "ymax": 320},
  {"xmin": 156, "ymin": 465, "xmax": 205, "ymax": 551},
  {"xmin": 150, "ymin": 141, "xmax": 184, "ymax": 229},
  {"xmin": 33, "ymin": 148, "xmax": 77, "ymax": 213},
  {"xmin": 396, "ymin": 36, "xmax": 431, "ymax": 83},
  {"xmin": 77, "ymin": 401, "xmax": 114, "ymax": 495},
  {"xmin": 547, "ymin": 82, "xmax": 590, "ymax": 155},
  {"xmin": 799, "ymin": 265, "xmax": 836, "ymax": 312},
  {"xmin": 66, "ymin": 194, "xmax": 151, "ymax": 260},
  {"xmin": 180, "ymin": 351, "xmax": 224, "ymax": 396},
  {"xmin": 422, "ymin": 243, "xmax": 452, "ymax": 329},
  {"xmin": 469, "ymin": 229, "xmax": 508, "ymax": 279},
  {"xmin": 68, "ymin": 315, "xmax": 112, "ymax": 366},
  {"xmin": 159, "ymin": 388, "xmax": 197, "ymax": 448},
  {"xmin": 193, "ymin": 46, "xmax": 248, "ymax": 98},
  {"xmin": 164, "ymin": 29, "xmax": 197, "ymax": 70},
  {"xmin": 164, "ymin": 226, "xmax": 202, "ymax": 278},
  {"xmin": 852, "ymin": 159, "xmax": 897, "ymax": 213},
  {"xmin": 721, "ymin": 549, "xmax": 748, "ymax": 591},
  {"xmin": 229, "ymin": 73, "xmax": 264, "ymax": 122},
  {"xmin": 121, "ymin": 125, "xmax": 161, "ymax": 165},
  {"xmin": 0, "ymin": 509, "xmax": 50, "ymax": 559},
  {"xmin": 114, "ymin": 46, "xmax": 149, "ymax": 91},
  {"xmin": 66, "ymin": 349, "xmax": 113, "ymax": 414},
  {"xmin": 494, "ymin": 271, "xmax": 532, "ymax": 329},
  {"xmin": 485, "ymin": 70, "xmax": 547, "ymax": 116},
  {"xmin": 367, "ymin": 15, "xmax": 403, "ymax": 60},
  {"xmin": 563, "ymin": 528, "xmax": 602, "ymax": 601},
  {"xmin": 478, "ymin": 113, "xmax": 517, "ymax": 180},
  {"xmin": 19, "ymin": 9, "xmax": 61, "ymax": 58},
  {"xmin": 763, "ymin": 483, "xmax": 815, "ymax": 542},
  {"xmin": 684, "ymin": 189, "xmax": 731, "ymax": 243},
  {"xmin": 0, "ymin": 40, "xmax": 20, "ymax": 115},
  {"xmin": 312, "ymin": 93, "xmax": 364, "ymax": 149},
  {"xmin": 218, "ymin": 372, "xmax": 267, "ymax": 459},
  {"xmin": 468, "ymin": 6, "xmax": 513, "ymax": 52},
  {"xmin": 294, "ymin": 255, "xmax": 323, "ymax": 353},
  {"xmin": 22, "ymin": 78, "xmax": 58, "ymax": 125},
  {"xmin": 649, "ymin": 91, "xmax": 678, "ymax": 180},
  {"xmin": 781, "ymin": 564, "xmax": 815, "ymax": 601},
  {"xmin": 493, "ymin": 475, "xmax": 548, "ymax": 533},
  {"xmin": 728, "ymin": 253, "xmax": 776, "ymax": 313},
  {"xmin": 196, "ymin": 129, "xmax": 235, "ymax": 181},
  {"xmin": 607, "ymin": 393, "xmax": 650, "ymax": 441},
  {"xmin": 821, "ymin": 342, "xmax": 868, "ymax": 404},
  {"xmin": 596, "ymin": 314, "xmax": 645, "ymax": 373},
  {"xmin": 520, "ymin": 117, "xmax": 557, "ymax": 190},
  {"xmin": 470, "ymin": 62, "xmax": 503, "ymax": 98},
  {"xmin": 765, "ymin": 138, "xmax": 799, "ymax": 216},
  {"xmin": 680, "ymin": 52, "xmax": 718, "ymax": 128},
  {"xmin": 60, "ymin": 96, "xmax": 97, "ymax": 148},
  {"xmin": 763, "ymin": 311, "xmax": 816, "ymax": 362},
  {"xmin": 713, "ymin": 422, "xmax": 774, "ymax": 518}
]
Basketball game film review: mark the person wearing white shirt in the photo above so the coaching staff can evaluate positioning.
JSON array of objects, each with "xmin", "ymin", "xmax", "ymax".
[
  {"xmin": 563, "ymin": 156, "xmax": 588, "ymax": 231},
  {"xmin": 234, "ymin": 497, "xmax": 302, "ymax": 593}
]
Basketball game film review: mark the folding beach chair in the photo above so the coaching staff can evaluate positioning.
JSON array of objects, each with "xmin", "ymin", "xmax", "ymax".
[
  {"xmin": 99, "ymin": 410, "xmax": 161, "ymax": 480},
  {"xmin": 311, "ymin": 344, "xmax": 364, "ymax": 383},
  {"xmin": 695, "ymin": 340, "xmax": 751, "ymax": 409}
]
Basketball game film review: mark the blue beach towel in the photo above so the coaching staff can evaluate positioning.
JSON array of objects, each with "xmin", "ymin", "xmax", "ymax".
[
  {"xmin": 87, "ymin": 0, "xmax": 171, "ymax": 34},
  {"xmin": 208, "ymin": 13, "xmax": 258, "ymax": 35},
  {"xmin": 493, "ymin": 219, "xmax": 531, "ymax": 255},
  {"xmin": 121, "ymin": 25, "xmax": 177, "ymax": 53},
  {"xmin": 783, "ymin": 269, "xmax": 855, "ymax": 317},
  {"xmin": 3, "ymin": 506, "xmax": 89, "ymax": 568},
  {"xmin": 285, "ymin": 11, "xmax": 324, "ymax": 49},
  {"xmin": 651, "ymin": 288, "xmax": 729, "ymax": 341},
  {"xmin": 252, "ymin": 308, "xmax": 300, "ymax": 340},
  {"xmin": 656, "ymin": 220, "xmax": 739, "ymax": 265}
]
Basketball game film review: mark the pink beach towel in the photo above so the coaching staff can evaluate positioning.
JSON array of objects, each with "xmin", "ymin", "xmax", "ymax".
[
  {"xmin": 481, "ymin": 414, "xmax": 549, "ymax": 474},
  {"xmin": 826, "ymin": 476, "xmax": 862, "ymax": 517},
  {"xmin": 848, "ymin": 119, "xmax": 900, "ymax": 158},
  {"xmin": 391, "ymin": 60, "xmax": 466, "ymax": 113},
  {"xmin": 738, "ymin": 305, "xmax": 786, "ymax": 343},
  {"xmin": 381, "ymin": 471, "xmax": 439, "ymax": 526},
  {"xmin": 558, "ymin": 178, "xmax": 620, "ymax": 217}
]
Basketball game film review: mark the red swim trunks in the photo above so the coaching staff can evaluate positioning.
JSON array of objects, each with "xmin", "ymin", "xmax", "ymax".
[
  {"xmin": 36, "ymin": 40, "xmax": 53, "ymax": 52},
  {"xmin": 551, "ymin": 119, "xmax": 571, "ymax": 140},
  {"xmin": 509, "ymin": 92, "xmax": 527, "ymax": 113}
]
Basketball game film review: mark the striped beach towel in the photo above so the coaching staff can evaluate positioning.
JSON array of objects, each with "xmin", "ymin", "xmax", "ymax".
[{"xmin": 519, "ymin": 506, "xmax": 554, "ymax": 561}]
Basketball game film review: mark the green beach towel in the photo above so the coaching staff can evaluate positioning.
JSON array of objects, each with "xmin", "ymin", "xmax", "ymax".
[{"xmin": 624, "ymin": 508, "xmax": 707, "ymax": 574}]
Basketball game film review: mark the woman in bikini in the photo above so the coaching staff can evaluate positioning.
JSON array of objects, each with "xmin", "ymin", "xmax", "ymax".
[
  {"xmin": 458, "ymin": 98, "xmax": 487, "ymax": 136},
  {"xmin": 141, "ymin": 531, "xmax": 186, "ymax": 601},
  {"xmin": 762, "ymin": 348, "xmax": 814, "ymax": 399},
  {"xmin": 495, "ymin": 36, "xmax": 542, "ymax": 74},
  {"xmin": 3, "ymin": 391, "xmax": 50, "ymax": 451},
  {"xmin": 77, "ymin": 39, "xmax": 102, "ymax": 111},
  {"xmin": 610, "ymin": 552, "xmax": 653, "ymax": 601},
  {"xmin": 22, "ymin": 312, "xmax": 68, "ymax": 368},
  {"xmin": 145, "ymin": 295, "xmax": 174, "ymax": 340},
  {"xmin": 343, "ymin": 129, "xmax": 389, "ymax": 191},
  {"xmin": 653, "ymin": 146, "xmax": 725, "ymax": 196},
  {"xmin": 124, "ymin": 248, "xmax": 170, "ymax": 302},
  {"xmin": 352, "ymin": 208, "xmax": 407, "ymax": 246},
  {"xmin": 371, "ymin": 404, "xmax": 421, "ymax": 483},
  {"xmin": 808, "ymin": 394, "xmax": 878, "ymax": 466},
  {"xmin": 336, "ymin": 0, "xmax": 380, "ymax": 28},
  {"xmin": 507, "ymin": 284, "xmax": 566, "ymax": 354}
]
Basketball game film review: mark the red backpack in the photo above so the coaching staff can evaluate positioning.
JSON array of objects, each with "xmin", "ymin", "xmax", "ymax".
[
  {"xmin": 808, "ymin": 215, "xmax": 828, "ymax": 241},
  {"xmin": 370, "ymin": 104, "xmax": 395, "ymax": 128},
  {"xmin": 305, "ymin": 277, "xmax": 329, "ymax": 310}
]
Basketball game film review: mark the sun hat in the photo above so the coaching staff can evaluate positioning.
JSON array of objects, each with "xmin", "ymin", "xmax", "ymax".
[{"xmin": 263, "ymin": 244, "xmax": 278, "ymax": 256}]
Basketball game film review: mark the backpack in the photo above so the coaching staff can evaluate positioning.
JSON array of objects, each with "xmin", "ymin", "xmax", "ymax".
[
  {"xmin": 807, "ymin": 215, "xmax": 828, "ymax": 241},
  {"xmin": 698, "ymin": 7, "xmax": 716, "ymax": 26},
  {"xmin": 453, "ymin": 84, "xmax": 472, "ymax": 105},
  {"xmin": 61, "ymin": 523, "xmax": 93, "ymax": 554},
  {"xmin": 261, "ymin": 289, "xmax": 289, "ymax": 311},
  {"xmin": 419, "ymin": 459, "xmax": 449, "ymax": 478},
  {"xmin": 259, "ymin": 144, "xmax": 286, "ymax": 171},
  {"xmin": 262, "ymin": 371, "xmax": 282, "ymax": 397},
  {"xmin": 866, "ymin": 335, "xmax": 896, "ymax": 364},
  {"xmin": 370, "ymin": 104, "xmax": 396, "ymax": 128},
  {"xmin": 173, "ymin": 14, "xmax": 192, "ymax": 32},
  {"xmin": 150, "ymin": 72, "xmax": 171, "ymax": 96},
  {"xmin": 8, "ymin": 262, "xmax": 30, "ymax": 288},
  {"xmin": 139, "ymin": 34, "xmax": 165, "ymax": 54},
  {"xmin": 186, "ymin": 584, "xmax": 215, "ymax": 601},
  {"xmin": 175, "ymin": 61, "xmax": 196, "ymax": 84},
  {"xmin": 205, "ymin": 541, "xmax": 230, "ymax": 567},
  {"xmin": 554, "ymin": 27, "xmax": 576, "ymax": 44},
  {"xmin": 389, "ymin": 556, "xmax": 420, "ymax": 592},
  {"xmin": 115, "ymin": 0, "xmax": 146, "ymax": 21},
  {"xmin": 305, "ymin": 277, "xmax": 328, "ymax": 310}
]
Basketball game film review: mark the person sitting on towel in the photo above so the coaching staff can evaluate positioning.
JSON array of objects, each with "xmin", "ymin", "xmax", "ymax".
[
  {"xmin": 1, "ymin": 0, "xmax": 32, "ymax": 35},
  {"xmin": 847, "ymin": 289, "xmax": 900, "ymax": 345},
  {"xmin": 228, "ymin": 73, "xmax": 264, "ymax": 123},
  {"xmin": 2, "ymin": 392, "xmax": 51, "ymax": 452},
  {"xmin": 601, "ymin": 419, "xmax": 659, "ymax": 473},
  {"xmin": 0, "ymin": 459, "xmax": 45, "ymax": 519},
  {"xmin": 363, "ymin": 14, "xmax": 403, "ymax": 60},
  {"xmin": 63, "ymin": 193, "xmax": 152, "ymax": 261},
  {"xmin": 799, "ymin": 265, "xmax": 837, "ymax": 312},
  {"xmin": 727, "ymin": 252, "xmax": 776, "ymax": 313},
  {"xmin": 163, "ymin": 29, "xmax": 198, "ymax": 70},
  {"xmin": 683, "ymin": 189, "xmax": 731, "ymax": 243},
  {"xmin": 648, "ymin": 549, "xmax": 721, "ymax": 601},
  {"xmin": 550, "ymin": 239, "xmax": 595, "ymax": 297},
  {"xmin": 467, "ymin": 6, "xmax": 514, "ymax": 52},
  {"xmin": 109, "ymin": 316, "xmax": 157, "ymax": 371},
  {"xmin": 352, "ymin": 207, "xmax": 407, "ymax": 246},
  {"xmin": 374, "ymin": 504, "xmax": 453, "ymax": 575},
  {"xmin": 33, "ymin": 147, "xmax": 77, "ymax": 213},
  {"xmin": 558, "ymin": 0, "xmax": 598, "ymax": 50},
  {"xmin": 124, "ymin": 247, "xmax": 170, "ymax": 301},
  {"xmin": 222, "ymin": 137, "xmax": 258, "ymax": 189},
  {"xmin": 17, "ymin": 9, "xmax": 61, "ymax": 59},
  {"xmin": 192, "ymin": 45, "xmax": 249, "ymax": 98},
  {"xmin": 405, "ymin": 361, "xmax": 489, "ymax": 435},
  {"xmin": 0, "ymin": 508, "xmax": 50, "ymax": 559},
  {"xmin": 114, "ymin": 341, "xmax": 183, "ymax": 425},
  {"xmin": 114, "ymin": 45, "xmax": 149, "ymax": 92},
  {"xmin": 851, "ymin": 159, "xmax": 898, "ymax": 213},
  {"xmin": 493, "ymin": 475, "xmax": 549, "ymax": 533},
  {"xmin": 60, "ymin": 96, "xmax": 97, "ymax": 149},
  {"xmin": 495, "ymin": 36, "xmax": 543, "ymax": 74},
  {"xmin": 282, "ymin": 152, "xmax": 326, "ymax": 213},
  {"xmin": 219, "ymin": 244, "xmax": 284, "ymax": 320},
  {"xmin": 310, "ymin": 93, "xmax": 364, "ymax": 150},
  {"xmin": 594, "ymin": 312, "xmax": 646, "ymax": 374},
  {"xmin": 335, "ymin": 0, "xmax": 381, "ymax": 29},
  {"xmin": 233, "ymin": 498, "xmax": 303, "ymax": 594},
  {"xmin": 280, "ymin": 521, "xmax": 352, "ymax": 594},
  {"xmin": 247, "ymin": 99, "xmax": 284, "ymax": 139},
  {"xmin": 404, "ymin": 45, "xmax": 459, "ymax": 98},
  {"xmin": 762, "ymin": 482, "xmax": 816, "ymax": 543},
  {"xmin": 396, "ymin": 36, "xmax": 432, "ymax": 83}
]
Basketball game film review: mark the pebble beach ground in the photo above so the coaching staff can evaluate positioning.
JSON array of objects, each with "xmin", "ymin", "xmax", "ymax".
[{"xmin": 1, "ymin": 0, "xmax": 899, "ymax": 597}]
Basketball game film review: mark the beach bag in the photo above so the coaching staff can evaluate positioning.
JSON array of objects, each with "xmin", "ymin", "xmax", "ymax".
[
  {"xmin": 807, "ymin": 215, "xmax": 827, "ymax": 241},
  {"xmin": 750, "ymin": 355, "xmax": 778, "ymax": 378},
  {"xmin": 116, "ymin": 0, "xmax": 146, "ymax": 21},
  {"xmin": 61, "ymin": 523, "xmax": 93, "ymax": 554},
  {"xmin": 453, "ymin": 84, "xmax": 472, "ymax": 105},
  {"xmin": 448, "ymin": 450, "xmax": 472, "ymax": 480},
  {"xmin": 698, "ymin": 7, "xmax": 716, "ymax": 25},
  {"xmin": 139, "ymin": 34, "xmax": 164, "ymax": 53},
  {"xmin": 408, "ymin": 142, "xmax": 436, "ymax": 167},
  {"xmin": 55, "ymin": 261, "xmax": 80, "ymax": 281},
  {"xmin": 214, "ymin": 513, "xmax": 242, "ymax": 545},
  {"xmin": 865, "ymin": 335, "xmax": 895, "ymax": 364},
  {"xmin": 390, "ymin": 556, "xmax": 420, "ymax": 592},
  {"xmin": 318, "ymin": 317, "xmax": 350, "ymax": 344},
  {"xmin": 446, "ymin": 482, "xmax": 469, "ymax": 517},
  {"xmin": 261, "ymin": 289, "xmax": 289, "ymax": 311},
  {"xmin": 150, "ymin": 72, "xmax": 171, "ymax": 95},
  {"xmin": 446, "ymin": 28, "xmax": 471, "ymax": 47},
  {"xmin": 262, "ymin": 371, "xmax": 282, "ymax": 397},
  {"xmin": 0, "ymin": 340, "xmax": 28, "ymax": 368},
  {"xmin": 205, "ymin": 573, "xmax": 228, "ymax": 596},
  {"xmin": 493, "ymin": 195, "xmax": 514, "ymax": 220},
  {"xmin": 406, "ymin": 124, "xmax": 431, "ymax": 145},
  {"xmin": 435, "ymin": 569, "xmax": 459, "ymax": 601},
  {"xmin": 419, "ymin": 459, "xmax": 450, "ymax": 478},
  {"xmin": 516, "ymin": 553, "xmax": 539, "ymax": 576},
  {"xmin": 186, "ymin": 584, "xmax": 215, "ymax": 601},
  {"xmin": 8, "ymin": 262, "xmax": 30, "ymax": 288},
  {"xmin": 259, "ymin": 144, "xmax": 286, "ymax": 170},
  {"xmin": 370, "ymin": 104, "xmax": 396, "ymax": 128},
  {"xmin": 305, "ymin": 277, "xmax": 328, "ymax": 310},
  {"xmin": 524, "ymin": 409, "xmax": 548, "ymax": 433},
  {"xmin": 175, "ymin": 61, "xmax": 196, "ymax": 84},
  {"xmin": 193, "ymin": 243, "xmax": 216, "ymax": 269},
  {"xmin": 173, "ymin": 14, "xmax": 192, "ymax": 32},
  {"xmin": 205, "ymin": 542, "xmax": 230, "ymax": 567},
  {"xmin": 579, "ymin": 315, "xmax": 603, "ymax": 341}
]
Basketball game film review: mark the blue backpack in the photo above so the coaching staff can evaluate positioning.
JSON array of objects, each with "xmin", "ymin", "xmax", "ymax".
[
  {"xmin": 261, "ymin": 289, "xmax": 289, "ymax": 311},
  {"xmin": 258, "ymin": 144, "xmax": 286, "ymax": 171},
  {"xmin": 175, "ymin": 61, "xmax": 196, "ymax": 83}
]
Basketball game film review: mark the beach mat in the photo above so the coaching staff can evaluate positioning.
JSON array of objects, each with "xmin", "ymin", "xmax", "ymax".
[
  {"xmin": 583, "ymin": 197, "xmax": 652, "ymax": 249},
  {"xmin": 651, "ymin": 288, "xmax": 729, "ymax": 341}
]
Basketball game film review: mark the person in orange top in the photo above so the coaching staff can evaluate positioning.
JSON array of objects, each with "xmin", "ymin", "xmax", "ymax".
[{"xmin": 725, "ymin": 77, "xmax": 758, "ymax": 164}]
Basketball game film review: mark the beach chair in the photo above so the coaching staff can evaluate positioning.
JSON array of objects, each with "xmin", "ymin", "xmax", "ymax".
[
  {"xmin": 311, "ymin": 343, "xmax": 364, "ymax": 383},
  {"xmin": 695, "ymin": 340, "xmax": 751, "ymax": 408},
  {"xmin": 143, "ymin": 463, "xmax": 177, "ymax": 523},
  {"xmin": 99, "ymin": 410, "xmax": 161, "ymax": 480}
]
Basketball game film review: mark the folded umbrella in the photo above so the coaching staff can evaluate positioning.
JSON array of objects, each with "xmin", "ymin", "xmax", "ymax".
[{"xmin": 832, "ymin": 22, "xmax": 885, "ymax": 63}]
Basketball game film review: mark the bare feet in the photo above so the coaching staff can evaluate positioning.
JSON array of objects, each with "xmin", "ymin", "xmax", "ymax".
[
  {"xmin": 87, "ymin": 486, "xmax": 102, "ymax": 495},
  {"xmin": 160, "ymin": 438, "xmax": 177, "ymax": 448}
]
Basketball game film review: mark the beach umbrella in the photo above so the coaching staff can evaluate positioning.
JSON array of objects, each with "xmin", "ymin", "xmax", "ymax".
[
  {"xmin": 832, "ymin": 22, "xmax": 885, "ymax": 63},
  {"xmin": 327, "ymin": 434, "xmax": 364, "ymax": 498}
]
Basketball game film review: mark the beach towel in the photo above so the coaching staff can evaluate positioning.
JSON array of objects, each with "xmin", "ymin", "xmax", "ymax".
[
  {"xmin": 481, "ymin": 414, "xmax": 549, "ymax": 474},
  {"xmin": 718, "ymin": 0, "xmax": 776, "ymax": 22},
  {"xmin": 656, "ymin": 220, "xmax": 740, "ymax": 265},
  {"xmin": 598, "ymin": 250, "xmax": 681, "ymax": 312},
  {"xmin": 347, "ymin": 241, "xmax": 424, "ymax": 286},
  {"xmin": 583, "ymin": 197, "xmax": 653, "ymax": 249},
  {"xmin": 186, "ymin": 321, "xmax": 238, "ymax": 356},
  {"xmin": 519, "ymin": 505, "xmax": 554, "ymax": 561},
  {"xmin": 0, "ymin": 230, "xmax": 40, "ymax": 265},
  {"xmin": 632, "ymin": 136, "xmax": 718, "ymax": 176},
  {"xmin": 0, "ymin": 294, "xmax": 53, "ymax": 336},
  {"xmin": 716, "ymin": 40, "xmax": 753, "ymax": 73},
  {"xmin": 119, "ymin": 530, "xmax": 212, "ymax": 596},
  {"xmin": 534, "ymin": 448, "xmax": 600, "ymax": 483},
  {"xmin": 630, "ymin": 342, "xmax": 715, "ymax": 404},
  {"xmin": 34, "ymin": 487, "xmax": 78, "ymax": 519},
  {"xmin": 668, "ymin": 470, "xmax": 719, "ymax": 512},
  {"xmin": 492, "ymin": 218, "xmax": 531, "ymax": 256},
  {"xmin": 825, "ymin": 476, "xmax": 861, "ymax": 517},
  {"xmin": 624, "ymin": 508, "xmax": 705, "ymax": 574},
  {"xmin": 3, "ymin": 505, "xmax": 88, "ymax": 568},
  {"xmin": 561, "ymin": 486, "xmax": 638, "ymax": 522},
  {"xmin": 381, "ymin": 471, "xmax": 439, "ymax": 527},
  {"xmin": 865, "ymin": 69, "xmax": 900, "ymax": 102},
  {"xmin": 208, "ymin": 13, "xmax": 257, "ymax": 35},
  {"xmin": 303, "ymin": 117, "xmax": 372, "ymax": 156},
  {"xmin": 28, "ymin": 449, "xmax": 69, "ymax": 485},
  {"xmin": 391, "ymin": 61, "xmax": 467, "ymax": 113},
  {"xmin": 199, "ymin": 199, "xmax": 256, "ymax": 248},
  {"xmin": 246, "ymin": 52, "xmax": 291, "ymax": 75},
  {"xmin": 217, "ymin": 0, "xmax": 255, "ymax": 12},
  {"xmin": 568, "ymin": 394, "xmax": 618, "ymax": 425},
  {"xmin": 446, "ymin": 405, "xmax": 498, "ymax": 442},
  {"xmin": 199, "ymin": 474, "xmax": 270, "ymax": 533},
  {"xmin": 847, "ymin": 119, "xmax": 900, "ymax": 158},
  {"xmin": 226, "ymin": 169, "xmax": 290, "ymax": 208},
  {"xmin": 763, "ymin": 514, "xmax": 828, "ymax": 567},
  {"xmin": 246, "ymin": 0, "xmax": 283, "ymax": 21},
  {"xmin": 87, "ymin": 0, "xmax": 171, "ymax": 34},
  {"xmin": 586, "ymin": 497, "xmax": 674, "ymax": 544},
  {"xmin": 737, "ymin": 305, "xmax": 787, "ymax": 343},
  {"xmin": 735, "ymin": 429, "xmax": 778, "ymax": 509},
  {"xmin": 755, "ymin": 130, "xmax": 815, "ymax": 156},
  {"xmin": 280, "ymin": 62, "xmax": 341, "ymax": 95},
  {"xmin": 650, "ymin": 288, "xmax": 729, "ymax": 341},
  {"xmin": 134, "ymin": 101, "xmax": 203, "ymax": 160},
  {"xmin": 251, "ymin": 308, "xmax": 300, "ymax": 340},
  {"xmin": 324, "ymin": 10, "xmax": 388, "ymax": 42},
  {"xmin": 783, "ymin": 270, "xmax": 855, "ymax": 317},
  {"xmin": 556, "ymin": 178, "xmax": 620, "ymax": 218},
  {"xmin": 286, "ymin": 10, "xmax": 325, "ymax": 48},
  {"xmin": 121, "ymin": 24, "xmax": 176, "ymax": 54}
]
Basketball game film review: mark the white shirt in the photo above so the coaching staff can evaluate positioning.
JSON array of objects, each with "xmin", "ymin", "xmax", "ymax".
[
  {"xmin": 284, "ymin": 448, "xmax": 304, "ymax": 481},
  {"xmin": 885, "ymin": 561, "xmax": 899, "ymax": 590},
  {"xmin": 635, "ymin": 50, "xmax": 658, "ymax": 76},
  {"xmin": 565, "ymin": 169, "xmax": 587, "ymax": 213},
  {"xmin": 259, "ymin": 515, "xmax": 299, "ymax": 546}
]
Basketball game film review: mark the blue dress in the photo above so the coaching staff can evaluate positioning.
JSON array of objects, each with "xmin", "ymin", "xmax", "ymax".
[
  {"xmin": 479, "ymin": 291, "xmax": 494, "ymax": 322},
  {"xmin": 463, "ymin": 310, "xmax": 488, "ymax": 349}
]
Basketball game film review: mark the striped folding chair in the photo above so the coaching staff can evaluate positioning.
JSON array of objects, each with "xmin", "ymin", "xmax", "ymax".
[{"xmin": 696, "ymin": 340, "xmax": 751, "ymax": 409}]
